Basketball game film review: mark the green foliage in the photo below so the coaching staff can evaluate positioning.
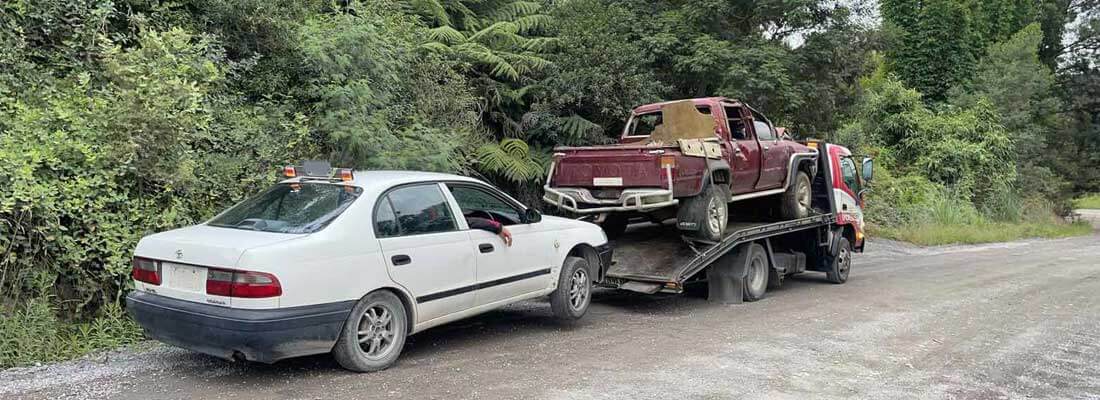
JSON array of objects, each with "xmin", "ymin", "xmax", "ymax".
[
  {"xmin": 882, "ymin": 0, "xmax": 981, "ymax": 102},
  {"xmin": 1074, "ymin": 193, "xmax": 1100, "ymax": 209},
  {"xmin": 1, "ymin": 298, "xmax": 142, "ymax": 368},
  {"xmin": 474, "ymin": 138, "xmax": 546, "ymax": 183},
  {"xmin": 873, "ymin": 220, "xmax": 1092, "ymax": 246}
]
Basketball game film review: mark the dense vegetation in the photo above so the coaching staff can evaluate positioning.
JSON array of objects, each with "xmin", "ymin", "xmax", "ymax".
[{"xmin": 1, "ymin": 0, "xmax": 1098, "ymax": 366}]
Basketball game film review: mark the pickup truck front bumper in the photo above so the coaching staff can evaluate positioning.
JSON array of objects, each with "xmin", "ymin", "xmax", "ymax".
[{"xmin": 543, "ymin": 162, "xmax": 678, "ymax": 214}]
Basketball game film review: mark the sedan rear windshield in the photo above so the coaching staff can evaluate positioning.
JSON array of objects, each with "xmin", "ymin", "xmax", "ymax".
[{"xmin": 208, "ymin": 183, "xmax": 362, "ymax": 234}]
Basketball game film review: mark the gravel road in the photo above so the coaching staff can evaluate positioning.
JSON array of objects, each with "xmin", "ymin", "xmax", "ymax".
[{"xmin": 3, "ymin": 229, "xmax": 1099, "ymax": 400}]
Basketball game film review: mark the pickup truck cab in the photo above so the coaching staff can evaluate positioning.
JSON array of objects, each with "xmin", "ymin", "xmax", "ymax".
[
  {"xmin": 127, "ymin": 165, "xmax": 611, "ymax": 372},
  {"xmin": 544, "ymin": 97, "xmax": 818, "ymax": 241}
]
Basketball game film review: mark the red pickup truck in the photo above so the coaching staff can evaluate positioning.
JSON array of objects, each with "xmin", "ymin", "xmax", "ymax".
[{"xmin": 543, "ymin": 97, "xmax": 818, "ymax": 241}]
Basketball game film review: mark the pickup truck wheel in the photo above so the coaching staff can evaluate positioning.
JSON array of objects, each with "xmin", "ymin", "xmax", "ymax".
[
  {"xmin": 332, "ymin": 290, "xmax": 408, "ymax": 372},
  {"xmin": 550, "ymin": 256, "xmax": 592, "ymax": 321},
  {"xmin": 677, "ymin": 183, "xmax": 727, "ymax": 242},
  {"xmin": 781, "ymin": 171, "xmax": 812, "ymax": 219},
  {"xmin": 599, "ymin": 214, "xmax": 629, "ymax": 239},
  {"xmin": 743, "ymin": 243, "xmax": 769, "ymax": 302},
  {"xmin": 826, "ymin": 237, "xmax": 851, "ymax": 284}
]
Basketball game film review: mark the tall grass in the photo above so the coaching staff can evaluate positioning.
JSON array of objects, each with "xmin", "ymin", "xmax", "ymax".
[
  {"xmin": 1073, "ymin": 193, "xmax": 1100, "ymax": 209},
  {"xmin": 871, "ymin": 187, "xmax": 1093, "ymax": 246},
  {"xmin": 0, "ymin": 298, "xmax": 143, "ymax": 368}
]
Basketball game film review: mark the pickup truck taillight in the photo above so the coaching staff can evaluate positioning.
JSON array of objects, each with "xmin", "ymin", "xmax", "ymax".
[
  {"xmin": 206, "ymin": 268, "xmax": 282, "ymax": 298},
  {"xmin": 132, "ymin": 257, "xmax": 161, "ymax": 285}
]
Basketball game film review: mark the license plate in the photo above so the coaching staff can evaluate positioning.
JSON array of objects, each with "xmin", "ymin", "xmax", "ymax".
[
  {"xmin": 165, "ymin": 263, "xmax": 206, "ymax": 292},
  {"xmin": 593, "ymin": 177, "xmax": 623, "ymax": 186}
]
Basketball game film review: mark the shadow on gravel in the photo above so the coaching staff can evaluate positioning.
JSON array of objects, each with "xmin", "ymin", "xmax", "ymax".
[{"xmin": 156, "ymin": 274, "xmax": 843, "ymax": 379}]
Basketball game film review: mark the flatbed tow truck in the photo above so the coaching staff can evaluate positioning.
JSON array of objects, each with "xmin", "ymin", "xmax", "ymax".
[{"xmin": 598, "ymin": 141, "xmax": 872, "ymax": 303}]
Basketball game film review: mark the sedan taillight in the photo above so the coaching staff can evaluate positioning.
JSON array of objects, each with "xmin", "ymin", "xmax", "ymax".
[
  {"xmin": 132, "ymin": 257, "xmax": 161, "ymax": 285},
  {"xmin": 206, "ymin": 268, "xmax": 282, "ymax": 298}
]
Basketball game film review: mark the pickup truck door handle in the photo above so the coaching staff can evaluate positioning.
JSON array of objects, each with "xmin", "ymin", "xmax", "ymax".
[
  {"xmin": 391, "ymin": 254, "xmax": 412, "ymax": 266},
  {"xmin": 762, "ymin": 145, "xmax": 770, "ymax": 151},
  {"xmin": 478, "ymin": 243, "xmax": 495, "ymax": 253},
  {"xmin": 733, "ymin": 147, "xmax": 743, "ymax": 154}
]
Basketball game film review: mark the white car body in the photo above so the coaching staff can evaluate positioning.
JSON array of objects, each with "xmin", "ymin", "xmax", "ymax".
[{"xmin": 127, "ymin": 171, "xmax": 610, "ymax": 363}]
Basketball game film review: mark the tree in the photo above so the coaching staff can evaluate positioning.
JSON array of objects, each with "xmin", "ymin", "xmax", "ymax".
[{"xmin": 882, "ymin": 0, "xmax": 981, "ymax": 102}]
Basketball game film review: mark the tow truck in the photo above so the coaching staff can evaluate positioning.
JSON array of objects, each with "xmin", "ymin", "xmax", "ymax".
[{"xmin": 598, "ymin": 141, "xmax": 873, "ymax": 302}]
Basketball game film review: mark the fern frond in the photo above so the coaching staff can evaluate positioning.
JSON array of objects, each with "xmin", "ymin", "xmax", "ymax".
[
  {"xmin": 453, "ymin": 43, "xmax": 520, "ymax": 80},
  {"xmin": 467, "ymin": 21, "xmax": 522, "ymax": 46},
  {"xmin": 521, "ymin": 37, "xmax": 561, "ymax": 53},
  {"xmin": 489, "ymin": 1, "xmax": 541, "ymax": 22},
  {"xmin": 427, "ymin": 26, "xmax": 467, "ymax": 45},
  {"xmin": 407, "ymin": 0, "xmax": 452, "ymax": 26},
  {"xmin": 512, "ymin": 14, "xmax": 552, "ymax": 34},
  {"xmin": 420, "ymin": 41, "xmax": 455, "ymax": 54},
  {"xmin": 474, "ymin": 138, "xmax": 545, "ymax": 183}
]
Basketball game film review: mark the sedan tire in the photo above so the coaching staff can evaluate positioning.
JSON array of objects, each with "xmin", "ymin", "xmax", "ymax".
[{"xmin": 333, "ymin": 290, "xmax": 408, "ymax": 372}]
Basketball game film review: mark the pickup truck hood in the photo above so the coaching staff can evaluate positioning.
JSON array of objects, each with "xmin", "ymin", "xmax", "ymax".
[
  {"xmin": 134, "ymin": 224, "xmax": 306, "ymax": 268},
  {"xmin": 550, "ymin": 144, "xmax": 676, "ymax": 189}
]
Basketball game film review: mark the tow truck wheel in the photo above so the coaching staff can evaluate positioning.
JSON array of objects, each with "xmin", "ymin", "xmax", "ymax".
[
  {"xmin": 333, "ymin": 290, "xmax": 408, "ymax": 372},
  {"xmin": 743, "ymin": 243, "xmax": 769, "ymax": 302},
  {"xmin": 678, "ymin": 183, "xmax": 727, "ymax": 242},
  {"xmin": 780, "ymin": 171, "xmax": 812, "ymax": 219},
  {"xmin": 550, "ymin": 256, "xmax": 592, "ymax": 321},
  {"xmin": 826, "ymin": 237, "xmax": 852, "ymax": 284}
]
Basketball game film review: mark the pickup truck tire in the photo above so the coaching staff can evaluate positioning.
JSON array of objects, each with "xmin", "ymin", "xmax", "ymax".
[
  {"xmin": 742, "ymin": 243, "xmax": 769, "ymax": 302},
  {"xmin": 677, "ymin": 182, "xmax": 728, "ymax": 242},
  {"xmin": 550, "ymin": 256, "xmax": 592, "ymax": 321},
  {"xmin": 826, "ymin": 237, "xmax": 851, "ymax": 284},
  {"xmin": 333, "ymin": 290, "xmax": 408, "ymax": 372},
  {"xmin": 780, "ymin": 170, "xmax": 812, "ymax": 219},
  {"xmin": 599, "ymin": 214, "xmax": 629, "ymax": 239}
]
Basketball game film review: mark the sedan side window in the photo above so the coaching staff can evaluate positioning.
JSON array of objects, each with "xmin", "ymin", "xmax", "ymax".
[
  {"xmin": 448, "ymin": 184, "xmax": 522, "ymax": 225},
  {"xmin": 375, "ymin": 184, "xmax": 457, "ymax": 237}
]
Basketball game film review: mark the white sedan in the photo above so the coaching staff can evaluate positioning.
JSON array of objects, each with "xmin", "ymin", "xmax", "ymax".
[{"xmin": 126, "ymin": 166, "xmax": 611, "ymax": 372}]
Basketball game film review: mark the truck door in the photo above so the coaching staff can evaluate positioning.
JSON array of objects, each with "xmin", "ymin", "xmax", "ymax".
[
  {"xmin": 723, "ymin": 104, "xmax": 761, "ymax": 195},
  {"xmin": 749, "ymin": 109, "xmax": 786, "ymax": 189}
]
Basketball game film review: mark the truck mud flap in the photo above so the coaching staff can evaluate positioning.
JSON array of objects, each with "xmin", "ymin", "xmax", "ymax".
[{"xmin": 706, "ymin": 249, "xmax": 747, "ymax": 304}]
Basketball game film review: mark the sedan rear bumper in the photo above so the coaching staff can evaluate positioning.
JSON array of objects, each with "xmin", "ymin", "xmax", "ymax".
[{"xmin": 126, "ymin": 291, "xmax": 354, "ymax": 363}]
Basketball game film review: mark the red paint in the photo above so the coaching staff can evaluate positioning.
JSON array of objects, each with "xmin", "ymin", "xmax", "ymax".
[{"xmin": 549, "ymin": 97, "xmax": 812, "ymax": 199}]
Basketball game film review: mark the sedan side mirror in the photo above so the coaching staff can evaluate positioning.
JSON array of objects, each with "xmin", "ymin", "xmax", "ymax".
[
  {"xmin": 861, "ymin": 157, "xmax": 874, "ymax": 182},
  {"xmin": 523, "ymin": 208, "xmax": 542, "ymax": 224}
]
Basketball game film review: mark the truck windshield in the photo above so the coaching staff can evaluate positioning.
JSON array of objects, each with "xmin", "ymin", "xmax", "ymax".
[{"xmin": 208, "ymin": 183, "xmax": 362, "ymax": 234}]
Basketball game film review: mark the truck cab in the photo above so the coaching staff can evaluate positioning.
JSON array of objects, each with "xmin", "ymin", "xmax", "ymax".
[{"xmin": 544, "ymin": 98, "xmax": 818, "ymax": 241}]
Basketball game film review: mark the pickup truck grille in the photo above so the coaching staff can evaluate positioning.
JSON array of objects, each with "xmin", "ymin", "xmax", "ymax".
[{"xmin": 591, "ymin": 189, "xmax": 623, "ymax": 199}]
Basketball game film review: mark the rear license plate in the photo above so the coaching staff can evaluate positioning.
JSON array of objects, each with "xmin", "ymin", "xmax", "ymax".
[
  {"xmin": 164, "ymin": 263, "xmax": 206, "ymax": 292},
  {"xmin": 593, "ymin": 177, "xmax": 623, "ymax": 186}
]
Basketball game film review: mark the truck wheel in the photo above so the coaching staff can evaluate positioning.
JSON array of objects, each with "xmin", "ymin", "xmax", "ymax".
[
  {"xmin": 743, "ymin": 243, "xmax": 769, "ymax": 302},
  {"xmin": 780, "ymin": 171, "xmax": 812, "ymax": 219},
  {"xmin": 599, "ymin": 214, "xmax": 629, "ymax": 239},
  {"xmin": 333, "ymin": 290, "xmax": 408, "ymax": 372},
  {"xmin": 677, "ymin": 183, "xmax": 727, "ymax": 242},
  {"xmin": 826, "ymin": 237, "xmax": 851, "ymax": 284},
  {"xmin": 550, "ymin": 256, "xmax": 592, "ymax": 321}
]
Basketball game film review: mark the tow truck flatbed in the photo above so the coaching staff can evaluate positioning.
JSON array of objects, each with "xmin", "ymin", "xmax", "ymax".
[{"xmin": 595, "ymin": 141, "xmax": 870, "ymax": 302}]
